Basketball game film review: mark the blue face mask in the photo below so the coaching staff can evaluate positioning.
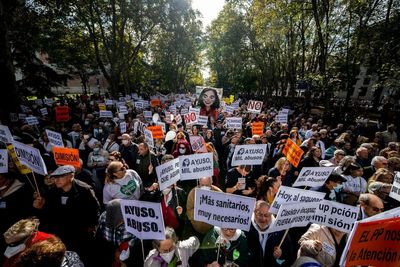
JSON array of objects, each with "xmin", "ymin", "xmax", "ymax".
[{"xmin": 334, "ymin": 184, "xmax": 343, "ymax": 192}]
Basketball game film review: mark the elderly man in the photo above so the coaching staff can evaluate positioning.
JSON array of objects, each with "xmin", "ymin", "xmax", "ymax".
[
  {"xmin": 245, "ymin": 200, "xmax": 293, "ymax": 267},
  {"xmin": 363, "ymin": 156, "xmax": 388, "ymax": 182},
  {"xmin": 355, "ymin": 147, "xmax": 371, "ymax": 168},
  {"xmin": 118, "ymin": 133, "xmax": 139, "ymax": 170},
  {"xmin": 358, "ymin": 193, "xmax": 385, "ymax": 220},
  {"xmin": 33, "ymin": 165, "xmax": 100, "ymax": 265}
]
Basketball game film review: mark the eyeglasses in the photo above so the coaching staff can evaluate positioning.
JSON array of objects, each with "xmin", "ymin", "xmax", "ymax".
[
  {"xmin": 159, "ymin": 246, "xmax": 175, "ymax": 253},
  {"xmin": 222, "ymin": 228, "xmax": 235, "ymax": 232},
  {"xmin": 368, "ymin": 205, "xmax": 384, "ymax": 213}
]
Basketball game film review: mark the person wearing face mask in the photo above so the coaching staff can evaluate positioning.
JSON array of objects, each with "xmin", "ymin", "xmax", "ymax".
[
  {"xmin": 144, "ymin": 227, "xmax": 199, "ymax": 267},
  {"xmin": 172, "ymin": 140, "xmax": 192, "ymax": 158},
  {"xmin": 185, "ymin": 177, "xmax": 222, "ymax": 239},
  {"xmin": 77, "ymin": 131, "xmax": 98, "ymax": 168},
  {"xmin": 2, "ymin": 218, "xmax": 54, "ymax": 267},
  {"xmin": 245, "ymin": 201, "xmax": 293, "ymax": 267},
  {"xmin": 118, "ymin": 133, "xmax": 139, "ymax": 170},
  {"xmin": 103, "ymin": 134, "xmax": 120, "ymax": 153},
  {"xmin": 161, "ymin": 184, "xmax": 187, "ymax": 237},
  {"xmin": 87, "ymin": 141, "xmax": 109, "ymax": 196},
  {"xmin": 310, "ymin": 173, "xmax": 347, "ymax": 202}
]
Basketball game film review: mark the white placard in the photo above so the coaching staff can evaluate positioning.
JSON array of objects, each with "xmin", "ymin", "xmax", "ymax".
[
  {"xmin": 175, "ymin": 114, "xmax": 182, "ymax": 125},
  {"xmin": 0, "ymin": 149, "xmax": 8, "ymax": 173},
  {"xmin": 179, "ymin": 153, "xmax": 213, "ymax": 180},
  {"xmin": 389, "ymin": 172, "xmax": 400, "ymax": 202},
  {"xmin": 45, "ymin": 129, "xmax": 64, "ymax": 148},
  {"xmin": 156, "ymin": 158, "xmax": 180, "ymax": 190},
  {"xmin": 118, "ymin": 105, "xmax": 128, "ymax": 114},
  {"xmin": 40, "ymin": 108, "xmax": 48, "ymax": 116},
  {"xmin": 270, "ymin": 186, "xmax": 325, "ymax": 214},
  {"xmin": 180, "ymin": 108, "xmax": 189, "ymax": 116},
  {"xmin": 120, "ymin": 122, "xmax": 127, "ymax": 134},
  {"xmin": 144, "ymin": 129, "xmax": 154, "ymax": 148},
  {"xmin": 135, "ymin": 101, "xmax": 144, "ymax": 109},
  {"xmin": 194, "ymin": 189, "xmax": 255, "ymax": 231},
  {"xmin": 225, "ymin": 105, "xmax": 235, "ymax": 114},
  {"xmin": 197, "ymin": 116, "xmax": 208, "ymax": 126},
  {"xmin": 12, "ymin": 140, "xmax": 47, "ymax": 175},
  {"xmin": 99, "ymin": 110, "xmax": 113, "ymax": 118},
  {"xmin": 292, "ymin": 167, "xmax": 335, "ymax": 188},
  {"xmin": 105, "ymin": 99, "xmax": 113, "ymax": 105},
  {"xmin": 143, "ymin": 111, "xmax": 152, "ymax": 120},
  {"xmin": 275, "ymin": 113, "xmax": 288, "ymax": 124},
  {"xmin": 134, "ymin": 121, "xmax": 147, "ymax": 135},
  {"xmin": 231, "ymin": 144, "xmax": 268, "ymax": 166},
  {"xmin": 0, "ymin": 125, "xmax": 13, "ymax": 144},
  {"xmin": 226, "ymin": 117, "xmax": 242, "ymax": 130},
  {"xmin": 25, "ymin": 116, "xmax": 39, "ymax": 125},
  {"xmin": 44, "ymin": 99, "xmax": 54, "ymax": 106},
  {"xmin": 120, "ymin": 199, "xmax": 165, "ymax": 240},
  {"xmin": 189, "ymin": 135, "xmax": 207, "ymax": 152},
  {"xmin": 247, "ymin": 100, "xmax": 263, "ymax": 114}
]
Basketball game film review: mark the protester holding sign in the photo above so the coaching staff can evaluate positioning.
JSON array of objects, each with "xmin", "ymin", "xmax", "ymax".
[
  {"xmin": 197, "ymin": 88, "xmax": 220, "ymax": 121},
  {"xmin": 268, "ymin": 157, "xmax": 295, "ymax": 186},
  {"xmin": 199, "ymin": 226, "xmax": 249, "ymax": 267},
  {"xmin": 144, "ymin": 227, "xmax": 199, "ymax": 267},
  {"xmin": 225, "ymin": 165, "xmax": 255, "ymax": 197},
  {"xmin": 340, "ymin": 163, "xmax": 367, "ymax": 206},
  {"xmin": 136, "ymin": 143, "xmax": 160, "ymax": 201}
]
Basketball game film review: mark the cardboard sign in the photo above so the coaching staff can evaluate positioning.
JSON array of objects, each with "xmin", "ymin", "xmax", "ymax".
[
  {"xmin": 270, "ymin": 186, "xmax": 325, "ymax": 214},
  {"xmin": 144, "ymin": 129, "xmax": 154, "ymax": 148},
  {"xmin": 194, "ymin": 189, "xmax": 255, "ymax": 231},
  {"xmin": 12, "ymin": 140, "xmax": 47, "ymax": 175},
  {"xmin": 55, "ymin": 106, "xmax": 70, "ymax": 122},
  {"xmin": 247, "ymin": 100, "xmax": 263, "ymax": 114},
  {"xmin": 344, "ymin": 217, "xmax": 400, "ymax": 267},
  {"xmin": 389, "ymin": 172, "xmax": 400, "ymax": 202},
  {"xmin": 179, "ymin": 153, "xmax": 213, "ymax": 180},
  {"xmin": 53, "ymin": 147, "xmax": 80, "ymax": 168},
  {"xmin": 226, "ymin": 117, "xmax": 242, "ymax": 130},
  {"xmin": 231, "ymin": 144, "xmax": 268, "ymax": 166},
  {"xmin": 25, "ymin": 116, "xmax": 39, "ymax": 125},
  {"xmin": 0, "ymin": 125, "xmax": 13, "ymax": 144},
  {"xmin": 120, "ymin": 122, "xmax": 127, "ymax": 134},
  {"xmin": 6, "ymin": 144, "xmax": 31, "ymax": 174},
  {"xmin": 292, "ymin": 167, "xmax": 335, "ymax": 188},
  {"xmin": 147, "ymin": 126, "xmax": 164, "ymax": 139},
  {"xmin": 282, "ymin": 138, "xmax": 304, "ymax": 167},
  {"xmin": 156, "ymin": 158, "xmax": 180, "ymax": 190},
  {"xmin": 251, "ymin": 122, "xmax": 264, "ymax": 136},
  {"xmin": 120, "ymin": 199, "xmax": 165, "ymax": 240},
  {"xmin": 45, "ymin": 129, "xmax": 64, "ymax": 148},
  {"xmin": 0, "ymin": 149, "xmax": 8, "ymax": 173},
  {"xmin": 189, "ymin": 135, "xmax": 207, "ymax": 152},
  {"xmin": 99, "ymin": 110, "xmax": 113, "ymax": 118},
  {"xmin": 40, "ymin": 108, "xmax": 48, "ymax": 116}
]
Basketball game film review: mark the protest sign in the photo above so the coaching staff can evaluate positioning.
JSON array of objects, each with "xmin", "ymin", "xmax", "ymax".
[
  {"xmin": 0, "ymin": 125, "xmax": 13, "ymax": 144},
  {"xmin": 179, "ymin": 153, "xmax": 213, "ymax": 180},
  {"xmin": 389, "ymin": 172, "xmax": 400, "ymax": 202},
  {"xmin": 44, "ymin": 98, "xmax": 53, "ymax": 106},
  {"xmin": 156, "ymin": 158, "xmax": 180, "ymax": 190},
  {"xmin": 270, "ymin": 186, "xmax": 325, "ymax": 214},
  {"xmin": 147, "ymin": 126, "xmax": 164, "ymax": 139},
  {"xmin": 105, "ymin": 99, "xmax": 113, "ymax": 106},
  {"xmin": 19, "ymin": 114, "xmax": 26, "ymax": 120},
  {"xmin": 98, "ymin": 103, "xmax": 106, "ymax": 111},
  {"xmin": 99, "ymin": 110, "xmax": 113, "ymax": 118},
  {"xmin": 45, "ymin": 129, "xmax": 64, "ymax": 148},
  {"xmin": 118, "ymin": 105, "xmax": 128, "ymax": 114},
  {"xmin": 175, "ymin": 114, "xmax": 182, "ymax": 125},
  {"xmin": 275, "ymin": 113, "xmax": 288, "ymax": 124},
  {"xmin": 40, "ymin": 108, "xmax": 48, "ymax": 116},
  {"xmin": 226, "ymin": 117, "xmax": 242, "ymax": 130},
  {"xmin": 282, "ymin": 138, "xmax": 304, "ymax": 167},
  {"xmin": 143, "ymin": 111, "xmax": 152, "ymax": 121},
  {"xmin": 292, "ymin": 167, "xmax": 335, "ymax": 188},
  {"xmin": 10, "ymin": 113, "xmax": 18, "ymax": 122},
  {"xmin": 135, "ymin": 101, "xmax": 144, "ymax": 109},
  {"xmin": 12, "ymin": 140, "xmax": 47, "ymax": 175},
  {"xmin": 183, "ymin": 112, "xmax": 197, "ymax": 125},
  {"xmin": 247, "ymin": 100, "xmax": 263, "ymax": 114},
  {"xmin": 150, "ymin": 99, "xmax": 161, "ymax": 107},
  {"xmin": 25, "ymin": 116, "xmax": 39, "ymax": 125},
  {"xmin": 134, "ymin": 121, "xmax": 147, "ymax": 135},
  {"xmin": 225, "ymin": 105, "xmax": 235, "ymax": 114},
  {"xmin": 156, "ymin": 122, "xmax": 166, "ymax": 134},
  {"xmin": 55, "ymin": 106, "xmax": 70, "ymax": 122},
  {"xmin": 251, "ymin": 122, "xmax": 264, "ymax": 136},
  {"xmin": 197, "ymin": 115, "xmax": 208, "ymax": 126},
  {"xmin": 35, "ymin": 99, "xmax": 43, "ymax": 105},
  {"xmin": 180, "ymin": 108, "xmax": 189, "ymax": 115},
  {"xmin": 0, "ymin": 149, "xmax": 8, "ymax": 173},
  {"xmin": 189, "ymin": 135, "xmax": 207, "ymax": 152},
  {"xmin": 231, "ymin": 144, "xmax": 268, "ymax": 166},
  {"xmin": 194, "ymin": 189, "xmax": 255, "ymax": 231},
  {"xmin": 6, "ymin": 144, "xmax": 31, "ymax": 174},
  {"xmin": 144, "ymin": 129, "xmax": 154, "ymax": 148},
  {"xmin": 120, "ymin": 199, "xmax": 165, "ymax": 240},
  {"xmin": 120, "ymin": 122, "xmax": 127, "ymax": 134},
  {"xmin": 344, "ymin": 217, "xmax": 400, "ymax": 267},
  {"xmin": 53, "ymin": 147, "xmax": 80, "ymax": 168}
]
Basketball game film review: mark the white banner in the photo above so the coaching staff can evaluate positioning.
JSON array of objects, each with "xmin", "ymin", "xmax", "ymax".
[
  {"xmin": 12, "ymin": 140, "xmax": 47, "ymax": 175},
  {"xmin": 40, "ymin": 108, "xmax": 48, "ymax": 116},
  {"xmin": 25, "ymin": 116, "xmax": 39, "ymax": 125},
  {"xmin": 0, "ymin": 125, "xmax": 13, "ymax": 144},
  {"xmin": 179, "ymin": 153, "xmax": 213, "ymax": 180},
  {"xmin": 270, "ymin": 186, "xmax": 325, "ymax": 214},
  {"xmin": 99, "ymin": 110, "xmax": 113, "ymax": 118},
  {"xmin": 144, "ymin": 129, "xmax": 154, "ymax": 148},
  {"xmin": 292, "ymin": 167, "xmax": 335, "ymax": 187},
  {"xmin": 120, "ymin": 199, "xmax": 165, "ymax": 240},
  {"xmin": 226, "ymin": 117, "xmax": 242, "ymax": 130},
  {"xmin": 389, "ymin": 172, "xmax": 400, "ymax": 202},
  {"xmin": 45, "ymin": 129, "xmax": 64, "ymax": 148},
  {"xmin": 156, "ymin": 158, "xmax": 180, "ymax": 190},
  {"xmin": 275, "ymin": 114, "xmax": 288, "ymax": 124},
  {"xmin": 120, "ymin": 122, "xmax": 127, "ymax": 134},
  {"xmin": 0, "ymin": 149, "xmax": 8, "ymax": 173},
  {"xmin": 194, "ymin": 189, "xmax": 255, "ymax": 231},
  {"xmin": 247, "ymin": 100, "xmax": 263, "ymax": 114},
  {"xmin": 231, "ymin": 144, "xmax": 268, "ymax": 166}
]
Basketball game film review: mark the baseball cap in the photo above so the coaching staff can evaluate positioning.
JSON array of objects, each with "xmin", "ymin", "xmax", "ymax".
[{"xmin": 50, "ymin": 165, "xmax": 75, "ymax": 177}]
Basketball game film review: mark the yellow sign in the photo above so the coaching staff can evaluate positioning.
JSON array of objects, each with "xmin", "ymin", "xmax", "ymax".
[{"xmin": 6, "ymin": 144, "xmax": 32, "ymax": 174}]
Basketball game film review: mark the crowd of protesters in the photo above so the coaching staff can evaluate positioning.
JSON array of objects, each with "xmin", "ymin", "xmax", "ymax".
[{"xmin": 0, "ymin": 89, "xmax": 399, "ymax": 267}]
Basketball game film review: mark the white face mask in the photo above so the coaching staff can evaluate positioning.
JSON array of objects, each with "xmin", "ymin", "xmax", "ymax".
[
  {"xmin": 179, "ymin": 148, "xmax": 186, "ymax": 154},
  {"xmin": 200, "ymin": 186, "xmax": 211, "ymax": 191},
  {"xmin": 122, "ymin": 140, "xmax": 129, "ymax": 145},
  {"xmin": 84, "ymin": 134, "xmax": 90, "ymax": 140},
  {"xmin": 160, "ymin": 249, "xmax": 175, "ymax": 263},
  {"xmin": 93, "ymin": 148, "xmax": 100, "ymax": 153},
  {"xmin": 4, "ymin": 243, "xmax": 26, "ymax": 258}
]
